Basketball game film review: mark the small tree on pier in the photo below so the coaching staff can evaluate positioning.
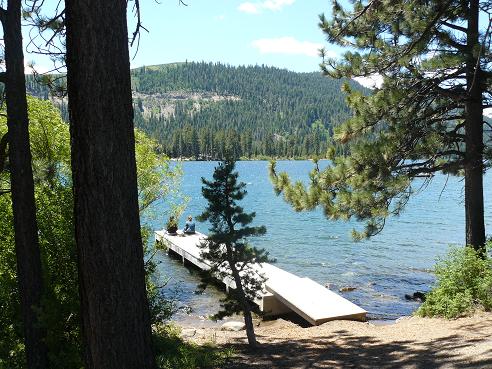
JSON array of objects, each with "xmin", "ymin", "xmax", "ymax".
[{"xmin": 198, "ymin": 160, "xmax": 269, "ymax": 348}]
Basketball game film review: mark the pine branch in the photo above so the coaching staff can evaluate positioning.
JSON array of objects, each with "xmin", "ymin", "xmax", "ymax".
[
  {"xmin": 403, "ymin": 1, "xmax": 454, "ymax": 56},
  {"xmin": 441, "ymin": 21, "xmax": 468, "ymax": 33},
  {"xmin": 327, "ymin": 0, "xmax": 380, "ymax": 42},
  {"xmin": 435, "ymin": 30, "xmax": 468, "ymax": 52},
  {"xmin": 130, "ymin": 0, "xmax": 149, "ymax": 55},
  {"xmin": 405, "ymin": 160, "xmax": 465, "ymax": 176}
]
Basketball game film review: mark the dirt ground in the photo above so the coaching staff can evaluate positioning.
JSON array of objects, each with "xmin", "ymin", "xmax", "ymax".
[{"xmin": 183, "ymin": 312, "xmax": 492, "ymax": 368}]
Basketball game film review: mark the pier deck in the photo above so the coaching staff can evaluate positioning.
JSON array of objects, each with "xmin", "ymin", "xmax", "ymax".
[{"xmin": 155, "ymin": 230, "xmax": 366, "ymax": 325}]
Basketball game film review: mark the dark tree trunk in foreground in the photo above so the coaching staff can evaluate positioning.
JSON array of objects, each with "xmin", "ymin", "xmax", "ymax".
[
  {"xmin": 65, "ymin": 1, "xmax": 156, "ymax": 368},
  {"xmin": 1, "ymin": 1, "xmax": 48, "ymax": 368},
  {"xmin": 465, "ymin": 0, "xmax": 486, "ymax": 251}
]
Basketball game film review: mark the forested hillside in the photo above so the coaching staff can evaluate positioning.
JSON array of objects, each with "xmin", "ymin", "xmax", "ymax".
[
  {"xmin": 26, "ymin": 62, "xmax": 366, "ymax": 159},
  {"xmin": 131, "ymin": 62, "xmax": 364, "ymax": 159}
]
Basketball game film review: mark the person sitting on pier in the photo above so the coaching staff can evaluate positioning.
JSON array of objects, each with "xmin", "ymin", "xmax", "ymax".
[
  {"xmin": 166, "ymin": 216, "xmax": 178, "ymax": 235},
  {"xmin": 183, "ymin": 215, "xmax": 195, "ymax": 235}
]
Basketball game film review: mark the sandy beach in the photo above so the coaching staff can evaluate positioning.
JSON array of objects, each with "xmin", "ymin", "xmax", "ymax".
[{"xmin": 182, "ymin": 312, "xmax": 492, "ymax": 368}]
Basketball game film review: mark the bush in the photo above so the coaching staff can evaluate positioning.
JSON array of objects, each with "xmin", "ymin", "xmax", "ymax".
[
  {"xmin": 153, "ymin": 325, "xmax": 234, "ymax": 369},
  {"xmin": 417, "ymin": 243, "xmax": 492, "ymax": 318},
  {"xmin": 0, "ymin": 97, "xmax": 191, "ymax": 367}
]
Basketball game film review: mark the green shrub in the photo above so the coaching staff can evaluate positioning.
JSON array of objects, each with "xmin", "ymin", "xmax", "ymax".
[
  {"xmin": 153, "ymin": 325, "xmax": 234, "ymax": 369},
  {"xmin": 0, "ymin": 97, "xmax": 188, "ymax": 367},
  {"xmin": 417, "ymin": 243, "xmax": 492, "ymax": 318}
]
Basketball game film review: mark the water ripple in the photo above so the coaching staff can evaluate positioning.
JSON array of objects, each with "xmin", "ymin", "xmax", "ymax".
[{"xmin": 150, "ymin": 161, "xmax": 492, "ymax": 321}]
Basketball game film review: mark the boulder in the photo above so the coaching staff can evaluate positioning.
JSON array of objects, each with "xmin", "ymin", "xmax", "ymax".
[
  {"xmin": 404, "ymin": 291, "xmax": 426, "ymax": 302},
  {"xmin": 221, "ymin": 321, "xmax": 246, "ymax": 331},
  {"xmin": 181, "ymin": 328, "xmax": 196, "ymax": 338},
  {"xmin": 339, "ymin": 286, "xmax": 357, "ymax": 292}
]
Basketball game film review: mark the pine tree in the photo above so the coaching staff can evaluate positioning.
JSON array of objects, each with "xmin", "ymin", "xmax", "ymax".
[
  {"xmin": 1, "ymin": 1, "xmax": 48, "ymax": 367},
  {"xmin": 65, "ymin": 0, "xmax": 156, "ymax": 367},
  {"xmin": 198, "ymin": 160, "xmax": 269, "ymax": 348},
  {"xmin": 271, "ymin": 0, "xmax": 491, "ymax": 251}
]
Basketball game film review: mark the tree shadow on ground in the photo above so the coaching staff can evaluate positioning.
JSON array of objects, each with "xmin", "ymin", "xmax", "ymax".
[{"xmin": 221, "ymin": 327, "xmax": 492, "ymax": 369}]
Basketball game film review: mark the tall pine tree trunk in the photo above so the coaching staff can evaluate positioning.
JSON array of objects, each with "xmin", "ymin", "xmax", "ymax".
[
  {"xmin": 65, "ymin": 1, "xmax": 156, "ymax": 368},
  {"xmin": 465, "ymin": 0, "xmax": 486, "ymax": 251},
  {"xmin": 2, "ymin": 1, "xmax": 48, "ymax": 367}
]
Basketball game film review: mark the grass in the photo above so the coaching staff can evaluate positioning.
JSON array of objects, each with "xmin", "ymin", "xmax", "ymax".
[{"xmin": 153, "ymin": 324, "xmax": 234, "ymax": 369}]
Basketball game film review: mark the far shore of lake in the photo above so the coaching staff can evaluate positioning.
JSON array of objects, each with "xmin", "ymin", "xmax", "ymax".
[{"xmin": 168, "ymin": 156, "xmax": 326, "ymax": 162}]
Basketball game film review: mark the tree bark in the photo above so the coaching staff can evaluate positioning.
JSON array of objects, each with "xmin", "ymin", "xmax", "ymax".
[
  {"xmin": 230, "ymin": 262, "xmax": 257, "ymax": 348},
  {"xmin": 64, "ymin": 1, "xmax": 156, "ymax": 368},
  {"xmin": 0, "ymin": 132, "xmax": 8, "ymax": 175},
  {"xmin": 465, "ymin": 0, "xmax": 486, "ymax": 251},
  {"xmin": 2, "ymin": 1, "xmax": 48, "ymax": 368},
  {"xmin": 226, "ymin": 242, "xmax": 257, "ymax": 348}
]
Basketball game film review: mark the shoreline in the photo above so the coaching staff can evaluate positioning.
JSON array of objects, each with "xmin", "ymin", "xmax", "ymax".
[
  {"xmin": 172, "ymin": 312, "xmax": 404, "ymax": 329},
  {"xmin": 181, "ymin": 312, "xmax": 492, "ymax": 368},
  {"xmin": 168, "ymin": 157, "xmax": 326, "ymax": 162}
]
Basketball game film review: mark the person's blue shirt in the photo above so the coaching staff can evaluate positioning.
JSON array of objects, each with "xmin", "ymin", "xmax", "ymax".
[{"xmin": 183, "ymin": 220, "xmax": 195, "ymax": 234}]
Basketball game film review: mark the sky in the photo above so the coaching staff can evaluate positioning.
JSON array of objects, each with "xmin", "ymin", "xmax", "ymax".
[
  {"xmin": 21, "ymin": 0, "xmax": 345, "ymax": 74},
  {"xmin": 127, "ymin": 0, "xmax": 337, "ymax": 72}
]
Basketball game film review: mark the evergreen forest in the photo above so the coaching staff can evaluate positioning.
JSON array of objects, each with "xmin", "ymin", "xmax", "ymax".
[{"xmin": 26, "ymin": 62, "xmax": 367, "ymax": 159}]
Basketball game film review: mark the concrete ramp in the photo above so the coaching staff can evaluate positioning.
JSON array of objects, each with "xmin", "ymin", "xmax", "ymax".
[{"xmin": 264, "ymin": 266, "xmax": 366, "ymax": 325}]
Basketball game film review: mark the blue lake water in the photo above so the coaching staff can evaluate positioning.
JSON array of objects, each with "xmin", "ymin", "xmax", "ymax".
[{"xmin": 147, "ymin": 160, "xmax": 492, "ymax": 322}]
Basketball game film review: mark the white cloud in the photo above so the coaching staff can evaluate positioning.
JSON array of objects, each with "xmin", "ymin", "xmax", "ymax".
[
  {"xmin": 0, "ymin": 56, "xmax": 56, "ymax": 75},
  {"xmin": 25, "ymin": 61, "xmax": 53, "ymax": 75},
  {"xmin": 238, "ymin": 2, "xmax": 260, "ymax": 14},
  {"xmin": 263, "ymin": 0, "xmax": 295, "ymax": 11},
  {"xmin": 214, "ymin": 14, "xmax": 226, "ymax": 21},
  {"xmin": 252, "ymin": 37, "xmax": 328, "ymax": 57},
  {"xmin": 238, "ymin": 0, "xmax": 295, "ymax": 14},
  {"xmin": 353, "ymin": 74, "xmax": 383, "ymax": 89}
]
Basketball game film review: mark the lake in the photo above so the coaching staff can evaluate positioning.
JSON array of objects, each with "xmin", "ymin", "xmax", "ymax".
[{"xmin": 147, "ymin": 160, "xmax": 492, "ymax": 323}]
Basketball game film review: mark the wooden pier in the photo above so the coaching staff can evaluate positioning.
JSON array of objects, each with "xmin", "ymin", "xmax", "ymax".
[{"xmin": 155, "ymin": 230, "xmax": 367, "ymax": 325}]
